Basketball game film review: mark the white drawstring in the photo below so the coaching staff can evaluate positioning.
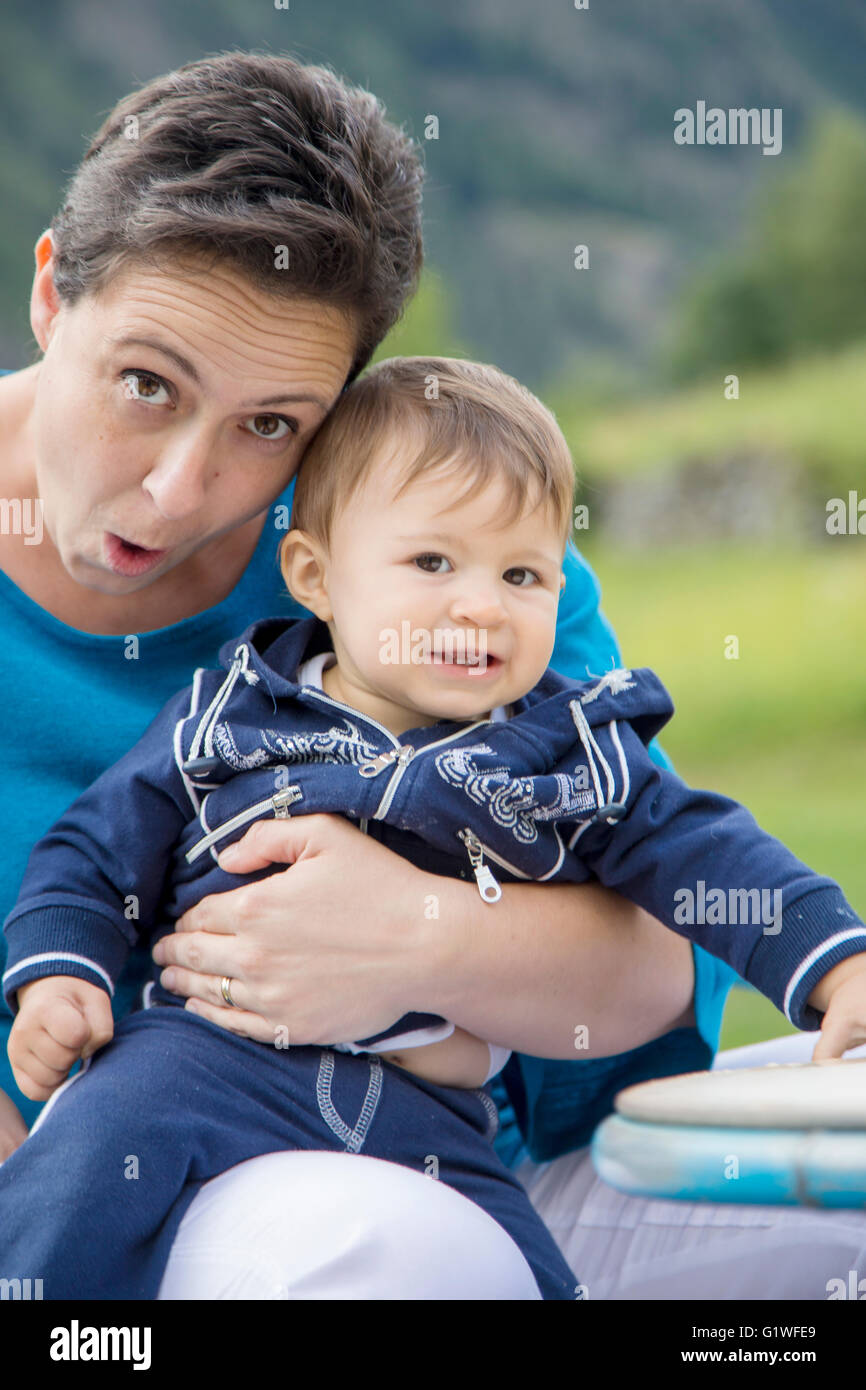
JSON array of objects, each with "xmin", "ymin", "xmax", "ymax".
[
  {"xmin": 569, "ymin": 698, "xmax": 616, "ymax": 809},
  {"xmin": 238, "ymin": 643, "xmax": 260, "ymax": 686},
  {"xmin": 608, "ymin": 719, "xmax": 630, "ymax": 807},
  {"xmin": 581, "ymin": 668, "xmax": 636, "ymax": 703},
  {"xmin": 190, "ymin": 659, "xmax": 240, "ymax": 761},
  {"xmin": 568, "ymin": 699, "xmax": 629, "ymax": 834},
  {"xmin": 192, "ymin": 644, "xmax": 260, "ymax": 761}
]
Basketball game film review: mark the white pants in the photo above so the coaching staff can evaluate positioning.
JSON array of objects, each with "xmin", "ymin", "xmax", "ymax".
[{"xmin": 158, "ymin": 1033, "xmax": 866, "ymax": 1300}]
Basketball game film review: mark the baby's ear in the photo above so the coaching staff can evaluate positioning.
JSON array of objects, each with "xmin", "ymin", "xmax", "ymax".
[{"xmin": 279, "ymin": 528, "xmax": 333, "ymax": 620}]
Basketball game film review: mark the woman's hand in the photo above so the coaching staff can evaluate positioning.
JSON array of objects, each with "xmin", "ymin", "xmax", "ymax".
[
  {"xmin": 152, "ymin": 811, "xmax": 696, "ymax": 1058},
  {"xmin": 153, "ymin": 815, "xmax": 444, "ymax": 1045},
  {"xmin": 0, "ymin": 1087, "xmax": 28, "ymax": 1163}
]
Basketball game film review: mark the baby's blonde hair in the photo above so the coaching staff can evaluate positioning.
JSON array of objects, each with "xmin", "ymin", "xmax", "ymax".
[{"xmin": 284, "ymin": 356, "xmax": 576, "ymax": 560}]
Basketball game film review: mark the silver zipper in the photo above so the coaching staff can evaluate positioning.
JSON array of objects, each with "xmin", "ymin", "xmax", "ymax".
[
  {"xmin": 358, "ymin": 744, "xmax": 415, "ymax": 778},
  {"xmin": 272, "ymin": 786, "xmax": 301, "ymax": 818},
  {"xmin": 458, "ymin": 826, "xmax": 534, "ymax": 888},
  {"xmin": 186, "ymin": 784, "xmax": 303, "ymax": 863},
  {"xmin": 372, "ymin": 721, "xmax": 492, "ymax": 820},
  {"xmin": 458, "ymin": 828, "xmax": 504, "ymax": 903},
  {"xmin": 372, "ymin": 746, "xmax": 416, "ymax": 817},
  {"xmin": 304, "ymin": 687, "xmax": 494, "ymax": 821}
]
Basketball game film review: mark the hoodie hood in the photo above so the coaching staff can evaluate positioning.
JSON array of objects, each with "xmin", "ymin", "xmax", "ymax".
[{"xmin": 216, "ymin": 615, "xmax": 330, "ymax": 699}]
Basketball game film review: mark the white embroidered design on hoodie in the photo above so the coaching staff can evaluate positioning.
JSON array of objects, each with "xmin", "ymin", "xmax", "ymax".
[
  {"xmin": 434, "ymin": 746, "xmax": 598, "ymax": 844},
  {"xmin": 213, "ymin": 719, "xmax": 381, "ymax": 771}
]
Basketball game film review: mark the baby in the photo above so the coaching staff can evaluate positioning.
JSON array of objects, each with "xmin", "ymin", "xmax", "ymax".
[{"xmin": 2, "ymin": 356, "xmax": 865, "ymax": 1303}]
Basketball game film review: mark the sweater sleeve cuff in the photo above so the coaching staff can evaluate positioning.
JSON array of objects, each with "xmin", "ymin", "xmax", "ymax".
[
  {"xmin": 2, "ymin": 903, "xmax": 132, "ymax": 1014},
  {"xmin": 745, "ymin": 886, "xmax": 866, "ymax": 1029}
]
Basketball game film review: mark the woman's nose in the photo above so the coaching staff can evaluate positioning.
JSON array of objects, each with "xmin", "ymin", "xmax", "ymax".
[{"xmin": 141, "ymin": 439, "xmax": 210, "ymax": 520}]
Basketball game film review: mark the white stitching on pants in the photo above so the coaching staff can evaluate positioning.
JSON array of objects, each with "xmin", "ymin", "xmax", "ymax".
[
  {"xmin": 316, "ymin": 1049, "xmax": 383, "ymax": 1153},
  {"xmin": 475, "ymin": 1088, "xmax": 500, "ymax": 1141}
]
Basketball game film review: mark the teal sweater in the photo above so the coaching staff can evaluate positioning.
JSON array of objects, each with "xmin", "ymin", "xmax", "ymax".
[{"xmin": 0, "ymin": 368, "xmax": 736, "ymax": 1159}]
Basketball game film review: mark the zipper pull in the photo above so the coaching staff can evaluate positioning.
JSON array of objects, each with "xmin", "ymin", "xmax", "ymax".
[
  {"xmin": 358, "ymin": 744, "xmax": 414, "ymax": 778},
  {"xmin": 182, "ymin": 756, "xmax": 223, "ymax": 777},
  {"xmin": 272, "ymin": 785, "xmax": 303, "ymax": 818},
  {"xmin": 474, "ymin": 862, "xmax": 502, "ymax": 903},
  {"xmin": 458, "ymin": 828, "xmax": 502, "ymax": 904}
]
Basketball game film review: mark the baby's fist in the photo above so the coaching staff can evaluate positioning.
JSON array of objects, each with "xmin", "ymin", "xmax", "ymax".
[
  {"xmin": 812, "ymin": 965, "xmax": 866, "ymax": 1062},
  {"xmin": 9, "ymin": 976, "xmax": 114, "ymax": 1100}
]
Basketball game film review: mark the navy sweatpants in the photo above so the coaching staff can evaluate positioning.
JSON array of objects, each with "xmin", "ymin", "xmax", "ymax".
[{"xmin": 0, "ymin": 1007, "xmax": 577, "ymax": 1300}]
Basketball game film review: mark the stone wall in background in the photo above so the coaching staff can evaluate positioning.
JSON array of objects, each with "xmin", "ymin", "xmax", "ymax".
[{"xmin": 589, "ymin": 452, "xmax": 819, "ymax": 547}]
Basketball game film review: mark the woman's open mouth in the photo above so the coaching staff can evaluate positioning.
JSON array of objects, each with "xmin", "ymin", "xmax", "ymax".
[{"xmin": 104, "ymin": 532, "xmax": 169, "ymax": 577}]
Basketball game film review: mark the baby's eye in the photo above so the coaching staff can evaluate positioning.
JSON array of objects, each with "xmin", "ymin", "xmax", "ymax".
[
  {"xmin": 242, "ymin": 414, "xmax": 297, "ymax": 442},
  {"xmin": 503, "ymin": 567, "xmax": 538, "ymax": 587},
  {"xmin": 121, "ymin": 370, "xmax": 170, "ymax": 406},
  {"xmin": 413, "ymin": 553, "xmax": 452, "ymax": 574}
]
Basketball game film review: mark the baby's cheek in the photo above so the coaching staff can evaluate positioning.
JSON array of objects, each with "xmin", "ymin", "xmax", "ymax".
[{"xmin": 522, "ymin": 621, "xmax": 557, "ymax": 677}]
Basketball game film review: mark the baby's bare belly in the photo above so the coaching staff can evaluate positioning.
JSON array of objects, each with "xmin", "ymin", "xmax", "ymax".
[{"xmin": 378, "ymin": 1027, "xmax": 492, "ymax": 1088}]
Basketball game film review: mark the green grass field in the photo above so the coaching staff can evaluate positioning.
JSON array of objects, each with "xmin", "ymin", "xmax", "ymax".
[
  {"xmin": 558, "ymin": 341, "xmax": 866, "ymax": 497},
  {"xmin": 578, "ymin": 541, "xmax": 866, "ymax": 1051}
]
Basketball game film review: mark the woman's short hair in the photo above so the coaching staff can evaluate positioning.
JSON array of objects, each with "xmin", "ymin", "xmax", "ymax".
[
  {"xmin": 287, "ymin": 355, "xmax": 576, "ymax": 552},
  {"xmin": 50, "ymin": 52, "xmax": 425, "ymax": 381}
]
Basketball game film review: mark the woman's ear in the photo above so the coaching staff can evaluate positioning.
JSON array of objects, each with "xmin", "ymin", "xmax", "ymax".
[
  {"xmin": 30, "ymin": 231, "xmax": 62, "ymax": 352},
  {"xmin": 279, "ymin": 528, "xmax": 333, "ymax": 620}
]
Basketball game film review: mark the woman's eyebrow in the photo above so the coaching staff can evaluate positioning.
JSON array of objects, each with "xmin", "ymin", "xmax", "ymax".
[{"xmin": 107, "ymin": 333, "xmax": 330, "ymax": 411}]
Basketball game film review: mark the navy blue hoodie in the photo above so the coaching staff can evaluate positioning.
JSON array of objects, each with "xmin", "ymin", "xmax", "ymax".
[{"xmin": 4, "ymin": 615, "xmax": 865, "ymax": 1045}]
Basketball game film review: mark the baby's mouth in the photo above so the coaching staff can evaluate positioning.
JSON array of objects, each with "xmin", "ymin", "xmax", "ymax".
[{"xmin": 429, "ymin": 652, "xmax": 501, "ymax": 676}]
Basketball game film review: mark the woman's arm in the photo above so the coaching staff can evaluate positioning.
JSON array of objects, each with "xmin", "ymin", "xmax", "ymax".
[
  {"xmin": 428, "ymin": 875, "xmax": 696, "ymax": 1058},
  {"xmin": 153, "ymin": 813, "xmax": 695, "ymax": 1059}
]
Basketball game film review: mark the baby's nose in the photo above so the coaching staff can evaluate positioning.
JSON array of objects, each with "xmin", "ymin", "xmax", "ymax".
[{"xmin": 448, "ymin": 589, "xmax": 507, "ymax": 625}]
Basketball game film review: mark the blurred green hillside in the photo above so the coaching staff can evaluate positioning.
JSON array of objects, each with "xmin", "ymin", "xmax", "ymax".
[{"xmin": 565, "ymin": 339, "xmax": 866, "ymax": 505}]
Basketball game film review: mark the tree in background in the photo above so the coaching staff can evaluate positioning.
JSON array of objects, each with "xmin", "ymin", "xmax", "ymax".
[
  {"xmin": 669, "ymin": 110, "xmax": 866, "ymax": 380},
  {"xmin": 372, "ymin": 269, "xmax": 468, "ymax": 364}
]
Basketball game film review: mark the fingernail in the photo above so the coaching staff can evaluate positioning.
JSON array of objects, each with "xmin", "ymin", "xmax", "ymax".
[
  {"xmin": 160, "ymin": 969, "xmax": 175, "ymax": 991},
  {"xmin": 218, "ymin": 845, "xmax": 239, "ymax": 863}
]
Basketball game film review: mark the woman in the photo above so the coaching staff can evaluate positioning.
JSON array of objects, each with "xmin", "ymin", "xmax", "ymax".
[{"xmin": 1, "ymin": 51, "xmax": 861, "ymax": 1300}]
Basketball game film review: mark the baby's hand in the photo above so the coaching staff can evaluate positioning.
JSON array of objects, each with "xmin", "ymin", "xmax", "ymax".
[
  {"xmin": 811, "ymin": 960, "xmax": 866, "ymax": 1061},
  {"xmin": 8, "ymin": 976, "xmax": 114, "ymax": 1101}
]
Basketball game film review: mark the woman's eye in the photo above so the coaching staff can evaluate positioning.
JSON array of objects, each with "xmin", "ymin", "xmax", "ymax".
[
  {"xmin": 121, "ymin": 370, "xmax": 170, "ymax": 406},
  {"xmin": 413, "ymin": 553, "xmax": 452, "ymax": 574},
  {"xmin": 504, "ymin": 567, "xmax": 537, "ymax": 587},
  {"xmin": 243, "ymin": 414, "xmax": 297, "ymax": 442}
]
